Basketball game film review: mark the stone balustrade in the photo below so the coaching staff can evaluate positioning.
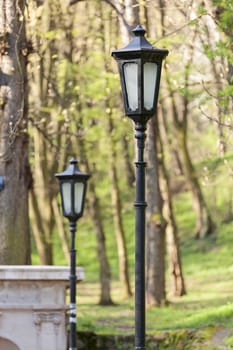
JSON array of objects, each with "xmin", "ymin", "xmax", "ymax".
[{"xmin": 0, "ymin": 265, "xmax": 84, "ymax": 350}]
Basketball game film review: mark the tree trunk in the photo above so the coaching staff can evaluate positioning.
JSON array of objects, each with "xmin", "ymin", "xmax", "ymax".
[
  {"xmin": 165, "ymin": 216, "xmax": 186, "ymax": 297},
  {"xmin": 88, "ymin": 178, "xmax": 114, "ymax": 305},
  {"xmin": 27, "ymin": 0, "xmax": 62, "ymax": 265},
  {"xmin": 122, "ymin": 135, "xmax": 135, "ymax": 187},
  {"xmin": 160, "ymin": 107, "xmax": 184, "ymax": 176},
  {"xmin": 116, "ymin": 0, "xmax": 139, "ymax": 45},
  {"xmin": 178, "ymin": 128, "xmax": 213, "ymax": 238},
  {"xmin": 52, "ymin": 198, "xmax": 70, "ymax": 264},
  {"xmin": 98, "ymin": 0, "xmax": 132, "ymax": 298},
  {"xmin": 159, "ymin": 105, "xmax": 186, "ymax": 297},
  {"xmin": 0, "ymin": 0, "xmax": 31, "ymax": 264},
  {"xmin": 29, "ymin": 188, "xmax": 51, "ymax": 264},
  {"xmin": 108, "ymin": 116, "xmax": 132, "ymax": 298},
  {"xmin": 164, "ymin": 61, "xmax": 213, "ymax": 239},
  {"xmin": 78, "ymin": 128, "xmax": 114, "ymax": 305},
  {"xmin": 146, "ymin": 117, "xmax": 166, "ymax": 307},
  {"xmin": 30, "ymin": 127, "xmax": 54, "ymax": 264}
]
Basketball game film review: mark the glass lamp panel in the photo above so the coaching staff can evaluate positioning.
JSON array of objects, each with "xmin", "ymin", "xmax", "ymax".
[
  {"xmin": 61, "ymin": 182, "xmax": 72, "ymax": 215},
  {"xmin": 74, "ymin": 182, "xmax": 84, "ymax": 215},
  {"xmin": 123, "ymin": 62, "xmax": 138, "ymax": 111},
  {"xmin": 143, "ymin": 62, "xmax": 158, "ymax": 110}
]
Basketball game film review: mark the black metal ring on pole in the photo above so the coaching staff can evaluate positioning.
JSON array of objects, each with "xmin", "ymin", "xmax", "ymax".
[{"xmin": 134, "ymin": 122, "xmax": 147, "ymax": 350}]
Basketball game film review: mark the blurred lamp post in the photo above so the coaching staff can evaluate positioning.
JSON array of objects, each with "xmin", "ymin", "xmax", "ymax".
[
  {"xmin": 55, "ymin": 158, "xmax": 90, "ymax": 350},
  {"xmin": 112, "ymin": 25, "xmax": 168, "ymax": 350},
  {"xmin": 0, "ymin": 176, "xmax": 4, "ymax": 192}
]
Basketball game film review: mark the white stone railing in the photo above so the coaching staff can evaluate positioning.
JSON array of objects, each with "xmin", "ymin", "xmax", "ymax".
[{"xmin": 0, "ymin": 265, "xmax": 84, "ymax": 350}]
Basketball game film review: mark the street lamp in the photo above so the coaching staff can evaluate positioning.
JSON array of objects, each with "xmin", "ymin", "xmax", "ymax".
[
  {"xmin": 55, "ymin": 157, "xmax": 90, "ymax": 350},
  {"xmin": 112, "ymin": 25, "xmax": 168, "ymax": 350}
]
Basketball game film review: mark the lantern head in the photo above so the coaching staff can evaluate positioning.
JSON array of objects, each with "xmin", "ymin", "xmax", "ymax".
[
  {"xmin": 55, "ymin": 158, "xmax": 90, "ymax": 221},
  {"xmin": 112, "ymin": 25, "xmax": 168, "ymax": 124}
]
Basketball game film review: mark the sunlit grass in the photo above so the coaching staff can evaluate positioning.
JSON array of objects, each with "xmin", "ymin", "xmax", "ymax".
[
  {"xmin": 75, "ymin": 183, "xmax": 233, "ymax": 336},
  {"xmin": 76, "ymin": 258, "xmax": 233, "ymax": 335}
]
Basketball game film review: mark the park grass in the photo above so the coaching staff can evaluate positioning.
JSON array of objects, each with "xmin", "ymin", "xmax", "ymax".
[
  {"xmin": 78, "ymin": 155, "xmax": 233, "ymax": 334},
  {"xmin": 76, "ymin": 277, "xmax": 233, "ymax": 335},
  {"xmin": 75, "ymin": 238, "xmax": 233, "ymax": 335},
  {"xmin": 74, "ymin": 184, "xmax": 233, "ymax": 338}
]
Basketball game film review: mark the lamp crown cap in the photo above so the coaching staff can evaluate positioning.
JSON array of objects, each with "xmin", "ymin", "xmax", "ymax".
[
  {"xmin": 132, "ymin": 25, "xmax": 146, "ymax": 37},
  {"xmin": 69, "ymin": 157, "xmax": 78, "ymax": 166},
  {"xmin": 55, "ymin": 156, "xmax": 91, "ymax": 180}
]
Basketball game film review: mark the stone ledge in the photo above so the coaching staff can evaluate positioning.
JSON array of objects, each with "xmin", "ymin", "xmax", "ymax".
[
  {"xmin": 0, "ymin": 265, "xmax": 84, "ymax": 281},
  {"xmin": 0, "ymin": 305, "xmax": 68, "ymax": 310}
]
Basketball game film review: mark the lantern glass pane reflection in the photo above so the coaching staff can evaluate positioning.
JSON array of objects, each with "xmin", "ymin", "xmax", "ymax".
[
  {"xmin": 74, "ymin": 182, "xmax": 84, "ymax": 215},
  {"xmin": 61, "ymin": 182, "xmax": 72, "ymax": 215},
  {"xmin": 123, "ymin": 62, "xmax": 138, "ymax": 111},
  {"xmin": 143, "ymin": 62, "xmax": 157, "ymax": 111}
]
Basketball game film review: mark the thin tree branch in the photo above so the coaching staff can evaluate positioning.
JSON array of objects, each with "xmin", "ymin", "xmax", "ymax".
[
  {"xmin": 153, "ymin": 13, "xmax": 214, "ymax": 45},
  {"xmin": 68, "ymin": 0, "xmax": 131, "ymax": 33},
  {"xmin": 199, "ymin": 106, "xmax": 233, "ymax": 130}
]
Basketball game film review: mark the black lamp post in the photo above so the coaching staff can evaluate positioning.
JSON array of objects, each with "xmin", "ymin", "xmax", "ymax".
[
  {"xmin": 55, "ymin": 158, "xmax": 90, "ymax": 350},
  {"xmin": 112, "ymin": 25, "xmax": 168, "ymax": 350},
  {"xmin": 0, "ymin": 176, "xmax": 4, "ymax": 192}
]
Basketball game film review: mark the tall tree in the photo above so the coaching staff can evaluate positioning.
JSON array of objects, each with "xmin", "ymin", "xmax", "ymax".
[
  {"xmin": 81, "ymin": 153, "xmax": 114, "ymax": 305},
  {"xmin": 107, "ymin": 111, "xmax": 132, "ymax": 297},
  {"xmin": 98, "ymin": 1, "xmax": 132, "ymax": 297},
  {"xmin": 163, "ymin": 18, "xmax": 214, "ymax": 238},
  {"xmin": 0, "ymin": 0, "xmax": 31, "ymax": 264},
  {"xmin": 28, "ymin": 0, "xmax": 64, "ymax": 264},
  {"xmin": 159, "ymin": 106, "xmax": 186, "ymax": 297},
  {"xmin": 88, "ymin": 179, "xmax": 114, "ymax": 305},
  {"xmin": 146, "ymin": 117, "xmax": 167, "ymax": 306},
  {"xmin": 68, "ymin": 0, "xmax": 114, "ymax": 304},
  {"xmin": 146, "ymin": 0, "xmax": 186, "ymax": 297}
]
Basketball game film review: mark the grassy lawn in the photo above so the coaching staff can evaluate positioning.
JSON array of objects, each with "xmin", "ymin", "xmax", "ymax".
[
  {"xmin": 75, "ymin": 188, "xmax": 233, "ymax": 339},
  {"xmin": 76, "ymin": 264, "xmax": 233, "ymax": 335}
]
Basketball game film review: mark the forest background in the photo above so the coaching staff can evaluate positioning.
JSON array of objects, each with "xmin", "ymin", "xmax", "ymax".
[{"xmin": 0, "ymin": 0, "xmax": 233, "ymax": 343}]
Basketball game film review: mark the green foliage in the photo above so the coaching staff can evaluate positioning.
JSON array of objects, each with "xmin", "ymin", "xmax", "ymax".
[
  {"xmin": 212, "ymin": 0, "xmax": 233, "ymax": 72},
  {"xmin": 197, "ymin": 5, "xmax": 208, "ymax": 16},
  {"xmin": 213, "ymin": 0, "xmax": 233, "ymax": 31}
]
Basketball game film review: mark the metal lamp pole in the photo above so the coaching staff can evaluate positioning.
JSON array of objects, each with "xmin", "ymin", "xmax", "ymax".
[
  {"xmin": 112, "ymin": 25, "xmax": 168, "ymax": 350},
  {"xmin": 55, "ymin": 158, "xmax": 90, "ymax": 350},
  {"xmin": 69, "ymin": 220, "xmax": 78, "ymax": 349},
  {"xmin": 134, "ymin": 122, "xmax": 147, "ymax": 350}
]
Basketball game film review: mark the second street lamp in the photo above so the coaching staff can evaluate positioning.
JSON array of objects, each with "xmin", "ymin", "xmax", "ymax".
[
  {"xmin": 55, "ymin": 158, "xmax": 90, "ymax": 350},
  {"xmin": 112, "ymin": 25, "xmax": 168, "ymax": 350}
]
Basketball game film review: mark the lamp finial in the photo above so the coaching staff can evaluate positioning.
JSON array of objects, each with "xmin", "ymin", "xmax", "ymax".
[{"xmin": 132, "ymin": 25, "xmax": 146, "ymax": 37}]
